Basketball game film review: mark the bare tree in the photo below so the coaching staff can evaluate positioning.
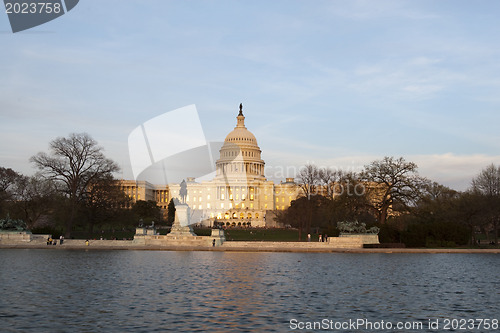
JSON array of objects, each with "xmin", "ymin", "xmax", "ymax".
[
  {"xmin": 318, "ymin": 167, "xmax": 342, "ymax": 200},
  {"xmin": 84, "ymin": 174, "xmax": 131, "ymax": 238},
  {"xmin": 0, "ymin": 167, "xmax": 20, "ymax": 216},
  {"xmin": 31, "ymin": 133, "xmax": 119, "ymax": 237},
  {"xmin": 471, "ymin": 164, "xmax": 500, "ymax": 244},
  {"xmin": 13, "ymin": 175, "xmax": 58, "ymax": 229},
  {"xmin": 361, "ymin": 156, "xmax": 427, "ymax": 224},
  {"xmin": 297, "ymin": 164, "xmax": 319, "ymax": 199},
  {"xmin": 296, "ymin": 164, "xmax": 320, "ymax": 237},
  {"xmin": 472, "ymin": 164, "xmax": 500, "ymax": 196}
]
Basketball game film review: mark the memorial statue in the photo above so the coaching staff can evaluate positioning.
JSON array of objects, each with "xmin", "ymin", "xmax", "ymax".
[
  {"xmin": 238, "ymin": 103, "xmax": 243, "ymax": 115},
  {"xmin": 179, "ymin": 179, "xmax": 187, "ymax": 204},
  {"xmin": 337, "ymin": 220, "xmax": 379, "ymax": 234},
  {"xmin": 0, "ymin": 214, "xmax": 27, "ymax": 231}
]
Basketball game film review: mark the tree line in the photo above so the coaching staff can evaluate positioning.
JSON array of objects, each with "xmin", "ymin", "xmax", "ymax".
[
  {"xmin": 0, "ymin": 133, "xmax": 163, "ymax": 239},
  {"xmin": 276, "ymin": 157, "xmax": 500, "ymax": 247},
  {"xmin": 2, "ymin": 133, "xmax": 499, "ymax": 246}
]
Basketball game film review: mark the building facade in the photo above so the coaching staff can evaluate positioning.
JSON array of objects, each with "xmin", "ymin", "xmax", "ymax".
[{"xmin": 120, "ymin": 106, "xmax": 299, "ymax": 227}]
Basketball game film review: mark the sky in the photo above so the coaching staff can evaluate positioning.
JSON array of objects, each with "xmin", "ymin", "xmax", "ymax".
[{"xmin": 1, "ymin": 0, "xmax": 500, "ymax": 191}]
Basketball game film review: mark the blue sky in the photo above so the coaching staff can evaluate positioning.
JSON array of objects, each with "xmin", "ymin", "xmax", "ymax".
[{"xmin": 1, "ymin": 0, "xmax": 500, "ymax": 190}]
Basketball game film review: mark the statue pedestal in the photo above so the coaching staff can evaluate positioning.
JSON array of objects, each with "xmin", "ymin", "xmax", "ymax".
[
  {"xmin": 135, "ymin": 227, "xmax": 157, "ymax": 236},
  {"xmin": 135, "ymin": 227, "xmax": 146, "ymax": 235},
  {"xmin": 168, "ymin": 204, "xmax": 196, "ymax": 237},
  {"xmin": 210, "ymin": 228, "xmax": 226, "ymax": 246},
  {"xmin": 339, "ymin": 233, "xmax": 380, "ymax": 244}
]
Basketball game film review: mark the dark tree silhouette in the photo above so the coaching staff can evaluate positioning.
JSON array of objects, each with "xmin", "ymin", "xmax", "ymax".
[{"xmin": 31, "ymin": 133, "xmax": 119, "ymax": 238}]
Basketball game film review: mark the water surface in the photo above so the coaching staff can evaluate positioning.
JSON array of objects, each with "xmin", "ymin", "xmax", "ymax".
[{"xmin": 0, "ymin": 250, "xmax": 498, "ymax": 332}]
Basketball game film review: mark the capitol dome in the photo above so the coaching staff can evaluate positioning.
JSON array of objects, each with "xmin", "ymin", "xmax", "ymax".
[
  {"xmin": 224, "ymin": 111, "xmax": 258, "ymax": 145},
  {"xmin": 215, "ymin": 104, "xmax": 265, "ymax": 181}
]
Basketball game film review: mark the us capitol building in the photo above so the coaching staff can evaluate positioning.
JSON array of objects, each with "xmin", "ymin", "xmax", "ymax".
[{"xmin": 120, "ymin": 105, "xmax": 299, "ymax": 227}]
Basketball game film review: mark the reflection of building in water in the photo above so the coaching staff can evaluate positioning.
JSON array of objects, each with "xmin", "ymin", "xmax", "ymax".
[{"xmin": 120, "ymin": 106, "xmax": 299, "ymax": 227}]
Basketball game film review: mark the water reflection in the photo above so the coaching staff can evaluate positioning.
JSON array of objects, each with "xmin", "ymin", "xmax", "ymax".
[{"xmin": 0, "ymin": 250, "xmax": 499, "ymax": 332}]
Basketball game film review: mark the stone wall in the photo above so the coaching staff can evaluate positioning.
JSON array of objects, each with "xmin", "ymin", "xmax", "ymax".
[
  {"xmin": 0, "ymin": 231, "xmax": 32, "ymax": 242},
  {"xmin": 339, "ymin": 234, "xmax": 380, "ymax": 244},
  {"xmin": 134, "ymin": 234, "xmax": 226, "ymax": 247},
  {"xmin": 222, "ymin": 238, "xmax": 363, "ymax": 249}
]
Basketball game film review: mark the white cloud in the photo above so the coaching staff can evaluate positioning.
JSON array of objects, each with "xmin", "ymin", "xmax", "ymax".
[
  {"xmin": 349, "ymin": 57, "xmax": 464, "ymax": 101},
  {"xmin": 409, "ymin": 56, "xmax": 443, "ymax": 66},
  {"xmin": 410, "ymin": 153, "xmax": 500, "ymax": 191},
  {"xmin": 327, "ymin": 0, "xmax": 440, "ymax": 20}
]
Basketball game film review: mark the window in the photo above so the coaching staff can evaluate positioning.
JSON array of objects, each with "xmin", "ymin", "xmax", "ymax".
[
  {"xmin": 220, "ymin": 203, "xmax": 224, "ymax": 209},
  {"xmin": 198, "ymin": 205, "xmax": 202, "ymax": 210},
  {"xmin": 229, "ymin": 202, "xmax": 233, "ymax": 208},
  {"xmin": 276, "ymin": 198, "xmax": 279, "ymax": 203},
  {"xmin": 207, "ymin": 203, "xmax": 211, "ymax": 209},
  {"xmin": 250, "ymin": 203, "xmax": 253, "ymax": 209},
  {"xmin": 207, "ymin": 194, "xmax": 210, "ymax": 200},
  {"xmin": 264, "ymin": 203, "xmax": 268, "ymax": 209}
]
